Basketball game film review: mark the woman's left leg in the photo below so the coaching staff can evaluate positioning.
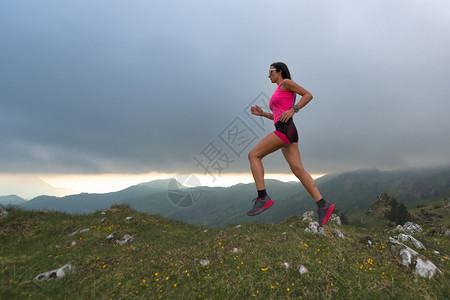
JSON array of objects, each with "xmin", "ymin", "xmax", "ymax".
[
  {"xmin": 246, "ymin": 133, "xmax": 285, "ymax": 216},
  {"xmin": 282, "ymin": 142, "xmax": 335, "ymax": 225},
  {"xmin": 281, "ymin": 142, "xmax": 323, "ymax": 202}
]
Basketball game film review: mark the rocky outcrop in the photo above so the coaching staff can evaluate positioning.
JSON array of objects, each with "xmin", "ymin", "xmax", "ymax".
[
  {"xmin": 389, "ymin": 222, "xmax": 442, "ymax": 279},
  {"xmin": 115, "ymin": 234, "xmax": 133, "ymax": 244},
  {"xmin": 302, "ymin": 211, "xmax": 314, "ymax": 222},
  {"xmin": 393, "ymin": 222, "xmax": 423, "ymax": 234},
  {"xmin": 333, "ymin": 228, "xmax": 346, "ymax": 239},
  {"xmin": 415, "ymin": 258, "xmax": 442, "ymax": 279},
  {"xmin": 304, "ymin": 222, "xmax": 325, "ymax": 236}
]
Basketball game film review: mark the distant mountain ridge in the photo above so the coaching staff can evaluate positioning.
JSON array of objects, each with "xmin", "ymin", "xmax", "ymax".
[
  {"xmin": 0, "ymin": 175, "xmax": 77, "ymax": 199},
  {"xmin": 11, "ymin": 166, "xmax": 450, "ymax": 227},
  {"xmin": 20, "ymin": 179, "xmax": 172, "ymax": 213},
  {"xmin": 0, "ymin": 195, "xmax": 26, "ymax": 206}
]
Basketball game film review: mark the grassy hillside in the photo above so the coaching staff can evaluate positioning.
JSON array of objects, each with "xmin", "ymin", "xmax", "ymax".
[{"xmin": 1, "ymin": 205, "xmax": 448, "ymax": 299}]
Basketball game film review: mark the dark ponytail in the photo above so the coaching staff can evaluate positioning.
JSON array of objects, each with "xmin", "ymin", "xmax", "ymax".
[{"xmin": 270, "ymin": 62, "xmax": 291, "ymax": 80}]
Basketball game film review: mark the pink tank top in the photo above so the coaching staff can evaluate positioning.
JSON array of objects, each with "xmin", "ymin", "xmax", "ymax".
[{"xmin": 269, "ymin": 81, "xmax": 295, "ymax": 124}]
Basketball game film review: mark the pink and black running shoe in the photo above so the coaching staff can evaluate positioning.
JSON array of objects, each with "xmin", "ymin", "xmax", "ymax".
[
  {"xmin": 318, "ymin": 201, "xmax": 335, "ymax": 226},
  {"xmin": 247, "ymin": 196, "xmax": 274, "ymax": 216}
]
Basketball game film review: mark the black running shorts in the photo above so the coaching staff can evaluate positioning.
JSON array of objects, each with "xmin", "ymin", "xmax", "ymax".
[{"xmin": 274, "ymin": 118, "xmax": 299, "ymax": 144}]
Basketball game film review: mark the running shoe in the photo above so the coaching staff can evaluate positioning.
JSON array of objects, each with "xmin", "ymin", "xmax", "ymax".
[
  {"xmin": 317, "ymin": 201, "xmax": 335, "ymax": 226},
  {"xmin": 247, "ymin": 195, "xmax": 274, "ymax": 216}
]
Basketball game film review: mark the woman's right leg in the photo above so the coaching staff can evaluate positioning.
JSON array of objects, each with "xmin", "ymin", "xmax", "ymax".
[{"xmin": 248, "ymin": 132, "xmax": 286, "ymax": 190}]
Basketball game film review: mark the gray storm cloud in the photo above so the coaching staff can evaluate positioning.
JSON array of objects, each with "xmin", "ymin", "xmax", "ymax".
[{"xmin": 1, "ymin": 0, "xmax": 449, "ymax": 177}]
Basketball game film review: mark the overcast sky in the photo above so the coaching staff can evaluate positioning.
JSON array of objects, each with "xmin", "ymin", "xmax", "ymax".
[{"xmin": 1, "ymin": 0, "xmax": 450, "ymax": 183}]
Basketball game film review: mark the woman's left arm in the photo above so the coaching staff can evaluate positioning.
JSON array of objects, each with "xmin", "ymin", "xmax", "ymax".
[
  {"xmin": 278, "ymin": 79, "xmax": 314, "ymax": 122},
  {"xmin": 283, "ymin": 79, "xmax": 313, "ymax": 110}
]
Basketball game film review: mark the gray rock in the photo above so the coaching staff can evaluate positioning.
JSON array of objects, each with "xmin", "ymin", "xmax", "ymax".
[
  {"xmin": 409, "ymin": 236, "xmax": 426, "ymax": 250},
  {"xmin": 299, "ymin": 265, "xmax": 308, "ymax": 274},
  {"xmin": 333, "ymin": 229, "xmax": 345, "ymax": 239},
  {"xmin": 69, "ymin": 228, "xmax": 90, "ymax": 236},
  {"xmin": 415, "ymin": 258, "xmax": 442, "ymax": 279},
  {"xmin": 302, "ymin": 211, "xmax": 314, "ymax": 222},
  {"xmin": 305, "ymin": 222, "xmax": 325, "ymax": 236},
  {"xmin": 329, "ymin": 214, "xmax": 341, "ymax": 225},
  {"xmin": 116, "ymin": 234, "xmax": 133, "ymax": 244},
  {"xmin": 34, "ymin": 264, "xmax": 75, "ymax": 281},
  {"xmin": 404, "ymin": 246, "xmax": 419, "ymax": 257},
  {"xmin": 402, "ymin": 222, "xmax": 422, "ymax": 234},
  {"xmin": 389, "ymin": 237, "xmax": 419, "ymax": 257},
  {"xmin": 199, "ymin": 259, "xmax": 210, "ymax": 267},
  {"xmin": 318, "ymin": 227, "xmax": 325, "ymax": 236},
  {"xmin": 399, "ymin": 249, "xmax": 413, "ymax": 267},
  {"xmin": 395, "ymin": 233, "xmax": 410, "ymax": 242},
  {"xmin": 445, "ymin": 230, "xmax": 450, "ymax": 237},
  {"xmin": 389, "ymin": 237, "xmax": 403, "ymax": 246},
  {"xmin": 393, "ymin": 233, "xmax": 426, "ymax": 250}
]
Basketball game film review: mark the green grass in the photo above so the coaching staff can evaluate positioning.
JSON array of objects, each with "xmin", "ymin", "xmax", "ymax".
[{"xmin": 1, "ymin": 205, "xmax": 449, "ymax": 299}]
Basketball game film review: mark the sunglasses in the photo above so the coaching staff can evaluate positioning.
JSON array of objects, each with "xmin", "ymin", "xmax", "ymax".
[{"xmin": 269, "ymin": 68, "xmax": 277, "ymax": 75}]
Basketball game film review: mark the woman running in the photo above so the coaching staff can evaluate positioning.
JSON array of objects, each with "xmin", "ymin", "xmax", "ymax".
[{"xmin": 247, "ymin": 62, "xmax": 335, "ymax": 226}]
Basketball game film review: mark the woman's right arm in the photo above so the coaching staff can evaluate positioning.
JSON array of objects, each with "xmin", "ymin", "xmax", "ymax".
[{"xmin": 251, "ymin": 105, "xmax": 273, "ymax": 120}]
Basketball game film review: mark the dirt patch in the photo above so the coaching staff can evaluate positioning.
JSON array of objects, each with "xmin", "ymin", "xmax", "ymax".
[{"xmin": 0, "ymin": 220, "xmax": 34, "ymax": 236}]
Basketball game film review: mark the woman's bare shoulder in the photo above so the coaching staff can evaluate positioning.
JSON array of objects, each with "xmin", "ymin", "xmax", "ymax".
[{"xmin": 280, "ymin": 79, "xmax": 296, "ymax": 90}]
